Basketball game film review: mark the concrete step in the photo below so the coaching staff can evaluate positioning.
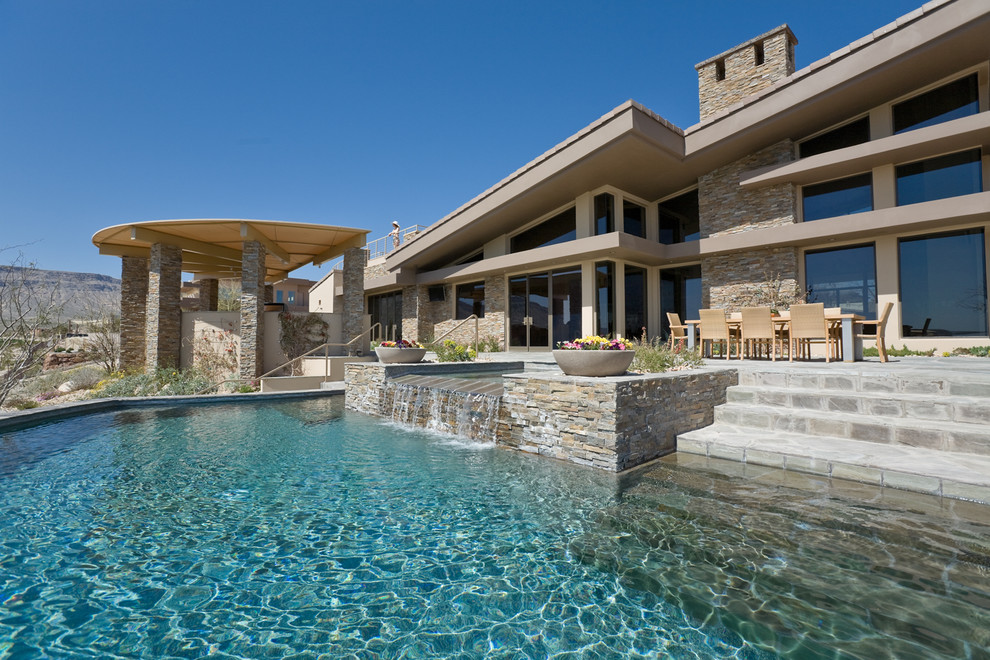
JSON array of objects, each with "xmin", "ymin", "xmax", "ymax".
[
  {"xmin": 737, "ymin": 366, "xmax": 990, "ymax": 398},
  {"xmin": 677, "ymin": 425, "xmax": 990, "ymax": 504},
  {"xmin": 726, "ymin": 385, "xmax": 990, "ymax": 425},
  {"xmin": 712, "ymin": 402, "xmax": 990, "ymax": 456}
]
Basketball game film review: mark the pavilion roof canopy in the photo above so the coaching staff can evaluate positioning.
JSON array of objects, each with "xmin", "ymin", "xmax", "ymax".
[{"xmin": 92, "ymin": 219, "xmax": 369, "ymax": 281}]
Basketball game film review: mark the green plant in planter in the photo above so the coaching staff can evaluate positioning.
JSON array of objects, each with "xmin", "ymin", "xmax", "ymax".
[{"xmin": 434, "ymin": 339, "xmax": 476, "ymax": 362}]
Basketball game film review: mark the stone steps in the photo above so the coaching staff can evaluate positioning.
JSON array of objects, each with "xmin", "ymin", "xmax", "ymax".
[
  {"xmin": 677, "ymin": 425, "xmax": 990, "ymax": 503},
  {"xmin": 714, "ymin": 400, "xmax": 990, "ymax": 455},
  {"xmin": 678, "ymin": 364, "xmax": 990, "ymax": 503}
]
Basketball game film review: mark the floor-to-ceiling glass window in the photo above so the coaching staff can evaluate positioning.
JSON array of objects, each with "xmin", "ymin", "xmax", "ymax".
[
  {"xmin": 455, "ymin": 281, "xmax": 485, "ymax": 320},
  {"xmin": 510, "ymin": 208, "xmax": 576, "ymax": 253},
  {"xmin": 658, "ymin": 190, "xmax": 700, "ymax": 245},
  {"xmin": 623, "ymin": 201, "xmax": 646, "ymax": 238},
  {"xmin": 551, "ymin": 268, "xmax": 582, "ymax": 346},
  {"xmin": 624, "ymin": 265, "xmax": 647, "ymax": 341},
  {"xmin": 899, "ymin": 229, "xmax": 988, "ymax": 337},
  {"xmin": 594, "ymin": 193, "xmax": 614, "ymax": 235},
  {"xmin": 660, "ymin": 265, "xmax": 702, "ymax": 337},
  {"xmin": 595, "ymin": 261, "xmax": 615, "ymax": 337},
  {"xmin": 804, "ymin": 244, "xmax": 877, "ymax": 317},
  {"xmin": 896, "ymin": 149, "xmax": 982, "ymax": 206},
  {"xmin": 368, "ymin": 290, "xmax": 403, "ymax": 341},
  {"xmin": 510, "ymin": 270, "xmax": 582, "ymax": 350}
]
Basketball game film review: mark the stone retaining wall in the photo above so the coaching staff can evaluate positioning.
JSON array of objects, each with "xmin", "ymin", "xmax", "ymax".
[
  {"xmin": 498, "ymin": 368, "xmax": 737, "ymax": 471},
  {"xmin": 346, "ymin": 362, "xmax": 736, "ymax": 472}
]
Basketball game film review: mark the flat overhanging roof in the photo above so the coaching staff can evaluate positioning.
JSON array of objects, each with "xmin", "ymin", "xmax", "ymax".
[{"xmin": 92, "ymin": 219, "xmax": 369, "ymax": 281}]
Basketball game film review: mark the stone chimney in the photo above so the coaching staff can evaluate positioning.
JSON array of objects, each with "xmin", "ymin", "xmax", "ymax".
[{"xmin": 695, "ymin": 25, "xmax": 797, "ymax": 121}]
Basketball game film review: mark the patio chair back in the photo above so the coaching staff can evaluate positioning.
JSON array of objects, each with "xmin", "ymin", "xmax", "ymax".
[
  {"xmin": 740, "ymin": 307, "xmax": 774, "ymax": 340},
  {"xmin": 699, "ymin": 309, "xmax": 731, "ymax": 340},
  {"xmin": 789, "ymin": 303, "xmax": 828, "ymax": 340},
  {"xmin": 667, "ymin": 312, "xmax": 687, "ymax": 340}
]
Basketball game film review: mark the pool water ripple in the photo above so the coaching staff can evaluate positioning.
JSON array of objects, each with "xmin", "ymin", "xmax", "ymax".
[{"xmin": 0, "ymin": 397, "xmax": 988, "ymax": 658}]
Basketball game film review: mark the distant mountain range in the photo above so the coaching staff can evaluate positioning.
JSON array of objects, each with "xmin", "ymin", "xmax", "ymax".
[{"xmin": 1, "ymin": 267, "xmax": 121, "ymax": 319}]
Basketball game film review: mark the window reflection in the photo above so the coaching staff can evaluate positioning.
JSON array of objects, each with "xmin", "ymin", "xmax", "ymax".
[
  {"xmin": 510, "ymin": 208, "xmax": 576, "ymax": 253},
  {"xmin": 624, "ymin": 265, "xmax": 647, "ymax": 340},
  {"xmin": 660, "ymin": 265, "xmax": 702, "ymax": 337},
  {"xmin": 803, "ymin": 173, "xmax": 873, "ymax": 222},
  {"xmin": 895, "ymin": 149, "xmax": 982, "ymax": 206},
  {"xmin": 899, "ymin": 230, "xmax": 987, "ymax": 337},
  {"xmin": 595, "ymin": 261, "xmax": 615, "ymax": 338},
  {"xmin": 658, "ymin": 190, "xmax": 700, "ymax": 245},
  {"xmin": 805, "ymin": 244, "xmax": 877, "ymax": 318},
  {"xmin": 455, "ymin": 281, "xmax": 485, "ymax": 320},
  {"xmin": 623, "ymin": 201, "xmax": 646, "ymax": 238},
  {"xmin": 594, "ymin": 193, "xmax": 614, "ymax": 235},
  {"xmin": 893, "ymin": 74, "xmax": 979, "ymax": 134}
]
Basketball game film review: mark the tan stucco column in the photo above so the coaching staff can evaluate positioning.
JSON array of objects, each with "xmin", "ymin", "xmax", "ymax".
[
  {"xmin": 145, "ymin": 243, "xmax": 182, "ymax": 371},
  {"xmin": 120, "ymin": 256, "xmax": 148, "ymax": 371},
  {"xmin": 199, "ymin": 278, "xmax": 219, "ymax": 312},
  {"xmin": 342, "ymin": 247, "xmax": 365, "ymax": 353},
  {"xmin": 239, "ymin": 240, "xmax": 266, "ymax": 379}
]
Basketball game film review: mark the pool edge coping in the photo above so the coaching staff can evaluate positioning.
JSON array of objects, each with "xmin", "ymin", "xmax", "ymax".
[{"xmin": 0, "ymin": 386, "xmax": 345, "ymax": 432}]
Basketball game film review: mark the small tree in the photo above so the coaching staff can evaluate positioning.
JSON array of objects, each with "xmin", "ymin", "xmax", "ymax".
[
  {"xmin": 218, "ymin": 280, "xmax": 241, "ymax": 311},
  {"xmin": 81, "ymin": 294, "xmax": 121, "ymax": 374},
  {"xmin": 0, "ymin": 250, "xmax": 64, "ymax": 406}
]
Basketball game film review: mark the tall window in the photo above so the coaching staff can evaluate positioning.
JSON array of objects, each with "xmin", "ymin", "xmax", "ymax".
[
  {"xmin": 658, "ymin": 190, "xmax": 700, "ymax": 245},
  {"xmin": 660, "ymin": 265, "xmax": 701, "ymax": 337},
  {"xmin": 896, "ymin": 149, "xmax": 982, "ymax": 206},
  {"xmin": 552, "ymin": 268, "xmax": 582, "ymax": 345},
  {"xmin": 623, "ymin": 201, "xmax": 646, "ymax": 238},
  {"xmin": 893, "ymin": 74, "xmax": 979, "ymax": 135},
  {"xmin": 594, "ymin": 193, "xmax": 614, "ymax": 235},
  {"xmin": 805, "ymin": 244, "xmax": 877, "ymax": 318},
  {"xmin": 899, "ymin": 230, "xmax": 987, "ymax": 337},
  {"xmin": 624, "ymin": 265, "xmax": 647, "ymax": 340},
  {"xmin": 368, "ymin": 291, "xmax": 403, "ymax": 341},
  {"xmin": 595, "ymin": 261, "xmax": 615, "ymax": 338},
  {"xmin": 510, "ymin": 207, "xmax": 576, "ymax": 252},
  {"xmin": 455, "ymin": 281, "xmax": 484, "ymax": 320},
  {"xmin": 802, "ymin": 173, "xmax": 873, "ymax": 222},
  {"xmin": 799, "ymin": 117, "xmax": 870, "ymax": 159},
  {"xmin": 275, "ymin": 290, "xmax": 283, "ymax": 303}
]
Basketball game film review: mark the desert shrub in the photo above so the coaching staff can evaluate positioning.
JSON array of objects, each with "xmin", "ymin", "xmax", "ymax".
[
  {"xmin": 477, "ymin": 335, "xmax": 502, "ymax": 352},
  {"xmin": 190, "ymin": 326, "xmax": 239, "ymax": 382},
  {"xmin": 953, "ymin": 346, "xmax": 990, "ymax": 357},
  {"xmin": 433, "ymin": 339, "xmax": 476, "ymax": 362},
  {"xmin": 862, "ymin": 345, "xmax": 934, "ymax": 358},
  {"xmin": 630, "ymin": 337, "xmax": 705, "ymax": 373},
  {"xmin": 8, "ymin": 398, "xmax": 39, "ymax": 410},
  {"xmin": 89, "ymin": 368, "xmax": 214, "ymax": 398}
]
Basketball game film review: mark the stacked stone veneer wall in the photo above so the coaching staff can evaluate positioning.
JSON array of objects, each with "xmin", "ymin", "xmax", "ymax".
[
  {"xmin": 499, "ymin": 369, "xmax": 737, "ymax": 471},
  {"xmin": 342, "ymin": 247, "xmax": 365, "ymax": 347},
  {"xmin": 120, "ymin": 256, "xmax": 149, "ymax": 371},
  {"xmin": 145, "ymin": 243, "xmax": 182, "ymax": 370},
  {"xmin": 239, "ymin": 240, "xmax": 266, "ymax": 379},
  {"xmin": 698, "ymin": 140, "xmax": 798, "ymax": 309},
  {"xmin": 697, "ymin": 26, "xmax": 796, "ymax": 121},
  {"xmin": 433, "ymin": 275, "xmax": 507, "ymax": 348},
  {"xmin": 345, "ymin": 362, "xmax": 736, "ymax": 473}
]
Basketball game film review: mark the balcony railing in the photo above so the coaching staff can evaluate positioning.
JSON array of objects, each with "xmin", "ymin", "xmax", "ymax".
[{"xmin": 322, "ymin": 224, "xmax": 426, "ymax": 271}]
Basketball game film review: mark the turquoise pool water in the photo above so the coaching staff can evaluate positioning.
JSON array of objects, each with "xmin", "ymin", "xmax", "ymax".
[{"xmin": 0, "ymin": 398, "xmax": 988, "ymax": 659}]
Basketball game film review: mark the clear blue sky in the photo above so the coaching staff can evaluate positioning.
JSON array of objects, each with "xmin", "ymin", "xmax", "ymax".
[{"xmin": 1, "ymin": 0, "xmax": 923, "ymax": 280}]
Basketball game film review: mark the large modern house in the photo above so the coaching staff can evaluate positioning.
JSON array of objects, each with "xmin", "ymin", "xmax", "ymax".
[{"xmin": 337, "ymin": 0, "xmax": 989, "ymax": 353}]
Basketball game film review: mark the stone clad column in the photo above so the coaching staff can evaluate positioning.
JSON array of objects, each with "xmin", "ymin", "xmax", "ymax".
[
  {"xmin": 342, "ymin": 247, "xmax": 365, "ymax": 353},
  {"xmin": 145, "ymin": 243, "xmax": 182, "ymax": 371},
  {"xmin": 401, "ymin": 285, "xmax": 419, "ymax": 342},
  {"xmin": 239, "ymin": 240, "xmax": 266, "ymax": 379},
  {"xmin": 264, "ymin": 284, "xmax": 274, "ymax": 305},
  {"xmin": 120, "ymin": 256, "xmax": 149, "ymax": 371},
  {"xmin": 199, "ymin": 278, "xmax": 219, "ymax": 312}
]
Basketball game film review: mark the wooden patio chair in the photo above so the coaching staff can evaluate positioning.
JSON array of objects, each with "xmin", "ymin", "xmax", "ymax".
[
  {"xmin": 788, "ymin": 303, "xmax": 836, "ymax": 362},
  {"xmin": 856, "ymin": 301, "xmax": 893, "ymax": 363},
  {"xmin": 740, "ymin": 307, "xmax": 778, "ymax": 361},
  {"xmin": 699, "ymin": 309, "xmax": 736, "ymax": 359},
  {"xmin": 825, "ymin": 306, "xmax": 844, "ymax": 361},
  {"xmin": 666, "ymin": 312, "xmax": 688, "ymax": 350}
]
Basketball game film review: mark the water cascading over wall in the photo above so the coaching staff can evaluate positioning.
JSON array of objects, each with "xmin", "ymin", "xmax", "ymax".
[{"xmin": 386, "ymin": 382, "xmax": 502, "ymax": 442}]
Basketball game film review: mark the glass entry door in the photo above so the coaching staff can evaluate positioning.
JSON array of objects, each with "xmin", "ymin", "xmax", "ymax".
[{"xmin": 509, "ymin": 270, "xmax": 581, "ymax": 350}]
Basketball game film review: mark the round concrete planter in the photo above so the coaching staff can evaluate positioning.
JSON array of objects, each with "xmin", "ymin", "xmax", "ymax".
[
  {"xmin": 552, "ymin": 349, "xmax": 635, "ymax": 377},
  {"xmin": 375, "ymin": 347, "xmax": 427, "ymax": 364}
]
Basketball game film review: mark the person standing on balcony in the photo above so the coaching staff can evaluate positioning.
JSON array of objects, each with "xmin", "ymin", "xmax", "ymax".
[{"xmin": 389, "ymin": 221, "xmax": 401, "ymax": 250}]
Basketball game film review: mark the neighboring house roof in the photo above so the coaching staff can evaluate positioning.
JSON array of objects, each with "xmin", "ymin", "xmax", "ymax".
[
  {"xmin": 384, "ymin": 0, "xmax": 988, "ymax": 273},
  {"xmin": 93, "ymin": 218, "xmax": 369, "ymax": 281}
]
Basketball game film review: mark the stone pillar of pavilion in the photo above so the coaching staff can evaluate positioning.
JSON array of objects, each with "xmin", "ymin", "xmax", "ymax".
[
  {"xmin": 198, "ymin": 278, "xmax": 219, "ymax": 312},
  {"xmin": 342, "ymin": 247, "xmax": 365, "ymax": 354},
  {"xmin": 239, "ymin": 241, "xmax": 267, "ymax": 379},
  {"xmin": 264, "ymin": 284, "xmax": 274, "ymax": 305},
  {"xmin": 119, "ymin": 256, "xmax": 149, "ymax": 371},
  {"xmin": 145, "ymin": 243, "xmax": 182, "ymax": 370}
]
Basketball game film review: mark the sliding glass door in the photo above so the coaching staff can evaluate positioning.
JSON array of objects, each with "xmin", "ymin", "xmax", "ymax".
[{"xmin": 509, "ymin": 269, "xmax": 582, "ymax": 350}]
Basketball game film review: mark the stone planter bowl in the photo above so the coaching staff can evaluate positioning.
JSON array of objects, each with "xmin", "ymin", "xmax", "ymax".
[
  {"xmin": 552, "ymin": 349, "xmax": 635, "ymax": 377},
  {"xmin": 375, "ymin": 347, "xmax": 427, "ymax": 364}
]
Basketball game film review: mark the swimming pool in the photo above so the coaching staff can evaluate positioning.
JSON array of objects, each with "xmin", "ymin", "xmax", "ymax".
[{"xmin": 1, "ymin": 398, "xmax": 987, "ymax": 658}]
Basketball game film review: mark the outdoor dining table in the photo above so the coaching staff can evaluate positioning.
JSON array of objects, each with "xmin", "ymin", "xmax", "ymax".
[{"xmin": 684, "ymin": 312, "xmax": 865, "ymax": 362}]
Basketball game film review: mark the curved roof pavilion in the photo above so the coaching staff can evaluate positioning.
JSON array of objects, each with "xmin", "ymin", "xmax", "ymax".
[{"xmin": 93, "ymin": 218, "xmax": 369, "ymax": 281}]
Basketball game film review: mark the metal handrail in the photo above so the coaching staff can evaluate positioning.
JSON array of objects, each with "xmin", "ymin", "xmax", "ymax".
[
  {"xmin": 195, "ymin": 323, "xmax": 382, "ymax": 394},
  {"xmin": 425, "ymin": 314, "xmax": 479, "ymax": 357},
  {"xmin": 366, "ymin": 225, "xmax": 426, "ymax": 260}
]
